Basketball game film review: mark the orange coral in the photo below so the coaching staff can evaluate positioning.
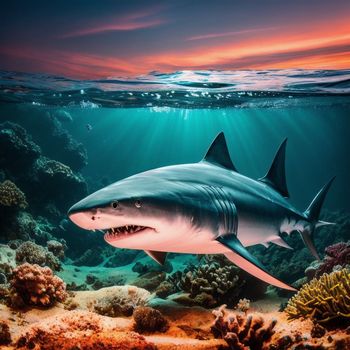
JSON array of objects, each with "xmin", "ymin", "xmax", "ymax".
[{"xmin": 9, "ymin": 263, "xmax": 67, "ymax": 307}]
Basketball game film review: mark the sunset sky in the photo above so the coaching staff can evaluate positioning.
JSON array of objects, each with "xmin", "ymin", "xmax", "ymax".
[{"xmin": 1, "ymin": 0, "xmax": 349, "ymax": 78}]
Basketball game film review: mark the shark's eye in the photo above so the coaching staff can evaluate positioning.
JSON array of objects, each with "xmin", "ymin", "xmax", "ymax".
[
  {"xmin": 135, "ymin": 199, "xmax": 142, "ymax": 208},
  {"xmin": 111, "ymin": 201, "xmax": 119, "ymax": 209}
]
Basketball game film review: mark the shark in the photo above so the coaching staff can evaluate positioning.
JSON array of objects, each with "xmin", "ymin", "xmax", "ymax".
[{"xmin": 68, "ymin": 133, "xmax": 334, "ymax": 291}]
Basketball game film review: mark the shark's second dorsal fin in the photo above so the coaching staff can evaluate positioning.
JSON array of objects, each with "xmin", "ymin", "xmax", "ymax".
[
  {"xmin": 203, "ymin": 132, "xmax": 237, "ymax": 171},
  {"xmin": 259, "ymin": 138, "xmax": 289, "ymax": 198}
]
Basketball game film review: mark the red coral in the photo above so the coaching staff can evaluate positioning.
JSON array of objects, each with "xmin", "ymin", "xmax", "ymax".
[
  {"xmin": 316, "ymin": 241, "xmax": 350, "ymax": 277},
  {"xmin": 9, "ymin": 263, "xmax": 67, "ymax": 307}
]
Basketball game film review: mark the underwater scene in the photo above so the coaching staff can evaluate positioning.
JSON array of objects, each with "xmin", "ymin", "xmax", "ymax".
[{"xmin": 0, "ymin": 69, "xmax": 350, "ymax": 350}]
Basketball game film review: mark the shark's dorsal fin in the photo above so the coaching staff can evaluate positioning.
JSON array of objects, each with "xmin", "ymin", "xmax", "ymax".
[
  {"xmin": 259, "ymin": 138, "xmax": 289, "ymax": 198},
  {"xmin": 203, "ymin": 132, "xmax": 237, "ymax": 171},
  {"xmin": 145, "ymin": 250, "xmax": 167, "ymax": 265}
]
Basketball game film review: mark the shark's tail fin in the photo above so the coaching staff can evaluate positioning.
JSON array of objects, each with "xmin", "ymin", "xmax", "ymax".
[{"xmin": 301, "ymin": 177, "xmax": 335, "ymax": 261}]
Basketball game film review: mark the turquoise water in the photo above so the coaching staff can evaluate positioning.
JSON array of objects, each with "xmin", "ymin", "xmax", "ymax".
[{"xmin": 0, "ymin": 69, "xmax": 349, "ymax": 295}]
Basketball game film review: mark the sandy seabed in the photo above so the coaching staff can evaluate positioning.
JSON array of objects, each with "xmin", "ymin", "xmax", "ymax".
[{"xmin": 1, "ymin": 287, "xmax": 349, "ymax": 350}]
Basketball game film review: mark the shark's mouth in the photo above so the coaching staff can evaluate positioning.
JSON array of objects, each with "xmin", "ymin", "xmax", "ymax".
[{"xmin": 105, "ymin": 225, "xmax": 153, "ymax": 240}]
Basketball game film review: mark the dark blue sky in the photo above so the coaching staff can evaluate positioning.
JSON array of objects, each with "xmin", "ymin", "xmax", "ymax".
[{"xmin": 1, "ymin": 0, "xmax": 349, "ymax": 77}]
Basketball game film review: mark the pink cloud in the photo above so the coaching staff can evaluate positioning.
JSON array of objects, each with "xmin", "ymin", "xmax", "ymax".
[
  {"xmin": 60, "ymin": 8, "xmax": 167, "ymax": 38},
  {"xmin": 187, "ymin": 27, "xmax": 276, "ymax": 41},
  {"xmin": 61, "ymin": 19, "xmax": 165, "ymax": 38}
]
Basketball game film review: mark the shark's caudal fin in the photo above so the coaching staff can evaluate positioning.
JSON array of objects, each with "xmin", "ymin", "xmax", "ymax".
[
  {"xmin": 203, "ymin": 132, "xmax": 237, "ymax": 171},
  {"xmin": 259, "ymin": 138, "xmax": 289, "ymax": 198},
  {"xmin": 301, "ymin": 177, "xmax": 336, "ymax": 261}
]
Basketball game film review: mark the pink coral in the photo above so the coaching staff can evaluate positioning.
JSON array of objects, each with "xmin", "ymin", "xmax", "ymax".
[
  {"xmin": 9, "ymin": 263, "xmax": 67, "ymax": 307},
  {"xmin": 316, "ymin": 241, "xmax": 350, "ymax": 277}
]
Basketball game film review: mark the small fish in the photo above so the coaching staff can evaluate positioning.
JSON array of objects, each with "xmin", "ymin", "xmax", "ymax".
[{"xmin": 86, "ymin": 124, "xmax": 93, "ymax": 132}]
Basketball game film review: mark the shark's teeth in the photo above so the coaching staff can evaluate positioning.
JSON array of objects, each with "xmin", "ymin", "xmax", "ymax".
[{"xmin": 106, "ymin": 224, "xmax": 150, "ymax": 239}]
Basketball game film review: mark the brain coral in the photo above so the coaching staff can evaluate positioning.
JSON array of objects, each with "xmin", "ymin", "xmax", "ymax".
[
  {"xmin": 285, "ymin": 268, "xmax": 350, "ymax": 325},
  {"xmin": 9, "ymin": 263, "xmax": 67, "ymax": 307},
  {"xmin": 0, "ymin": 180, "xmax": 27, "ymax": 209}
]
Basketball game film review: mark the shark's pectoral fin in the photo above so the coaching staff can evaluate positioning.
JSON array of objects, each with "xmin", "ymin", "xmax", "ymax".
[
  {"xmin": 145, "ymin": 250, "xmax": 167, "ymax": 265},
  {"xmin": 216, "ymin": 235, "xmax": 296, "ymax": 291}
]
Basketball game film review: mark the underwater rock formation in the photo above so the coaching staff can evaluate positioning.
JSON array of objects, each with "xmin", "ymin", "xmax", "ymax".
[
  {"xmin": 0, "ymin": 180, "xmax": 27, "ymax": 209},
  {"xmin": 8, "ymin": 263, "xmax": 67, "ymax": 307},
  {"xmin": 285, "ymin": 268, "xmax": 350, "ymax": 326},
  {"xmin": 133, "ymin": 271, "xmax": 166, "ymax": 292},
  {"xmin": 93, "ymin": 285, "xmax": 150, "ymax": 317},
  {"xmin": 73, "ymin": 247, "xmax": 104, "ymax": 266},
  {"xmin": 211, "ymin": 304, "xmax": 277, "ymax": 350},
  {"xmin": 133, "ymin": 306, "xmax": 169, "ymax": 333},
  {"xmin": 16, "ymin": 241, "xmax": 61, "ymax": 271},
  {"xmin": 132, "ymin": 259, "xmax": 173, "ymax": 275},
  {"xmin": 15, "ymin": 310, "xmax": 155, "ymax": 350}
]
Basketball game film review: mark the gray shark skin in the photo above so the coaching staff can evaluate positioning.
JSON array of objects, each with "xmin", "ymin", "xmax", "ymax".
[{"xmin": 68, "ymin": 133, "xmax": 334, "ymax": 291}]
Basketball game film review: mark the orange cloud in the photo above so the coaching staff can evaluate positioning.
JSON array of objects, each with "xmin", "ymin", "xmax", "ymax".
[{"xmin": 1, "ymin": 18, "xmax": 349, "ymax": 78}]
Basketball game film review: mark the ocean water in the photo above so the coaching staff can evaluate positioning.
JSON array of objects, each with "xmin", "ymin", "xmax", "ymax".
[{"xmin": 0, "ymin": 69, "xmax": 350, "ymax": 347}]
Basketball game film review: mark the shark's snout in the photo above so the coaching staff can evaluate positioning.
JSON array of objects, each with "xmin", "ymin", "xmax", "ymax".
[{"xmin": 68, "ymin": 211, "xmax": 97, "ymax": 230}]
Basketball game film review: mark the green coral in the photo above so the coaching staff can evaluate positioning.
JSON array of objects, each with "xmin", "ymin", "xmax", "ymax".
[
  {"xmin": 0, "ymin": 180, "xmax": 27, "ymax": 209},
  {"xmin": 285, "ymin": 268, "xmax": 350, "ymax": 325}
]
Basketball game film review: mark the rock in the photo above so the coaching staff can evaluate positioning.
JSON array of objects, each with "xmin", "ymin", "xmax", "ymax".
[
  {"xmin": 0, "ymin": 321, "xmax": 11, "ymax": 345},
  {"xmin": 133, "ymin": 271, "xmax": 166, "ymax": 292},
  {"xmin": 93, "ymin": 285, "xmax": 151, "ymax": 317},
  {"xmin": 133, "ymin": 306, "xmax": 169, "ymax": 333},
  {"xmin": 74, "ymin": 248, "xmax": 104, "ymax": 266},
  {"xmin": 311, "ymin": 323, "xmax": 326, "ymax": 338}
]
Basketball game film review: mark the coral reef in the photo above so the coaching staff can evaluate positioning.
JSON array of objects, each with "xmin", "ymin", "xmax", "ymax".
[
  {"xmin": 15, "ymin": 241, "xmax": 61, "ymax": 271},
  {"xmin": 46, "ymin": 239, "xmax": 66, "ymax": 260},
  {"xmin": 0, "ymin": 180, "xmax": 27, "ymax": 209},
  {"xmin": 0, "ymin": 244, "xmax": 16, "ymax": 277},
  {"xmin": 33, "ymin": 156, "xmax": 87, "ymax": 211},
  {"xmin": 0, "ymin": 321, "xmax": 12, "ymax": 346},
  {"xmin": 285, "ymin": 268, "xmax": 350, "ymax": 325},
  {"xmin": 174, "ymin": 256, "xmax": 246, "ymax": 307},
  {"xmin": 249, "ymin": 211, "xmax": 350, "ymax": 285},
  {"xmin": 235, "ymin": 298, "xmax": 250, "ymax": 314},
  {"xmin": 93, "ymin": 286, "xmax": 150, "ymax": 317},
  {"xmin": 0, "ymin": 122, "xmax": 41, "ymax": 172},
  {"xmin": 211, "ymin": 304, "xmax": 276, "ymax": 350},
  {"xmin": 133, "ymin": 306, "xmax": 169, "ymax": 333},
  {"xmin": 315, "ymin": 241, "xmax": 350, "ymax": 277},
  {"xmin": 9, "ymin": 263, "xmax": 67, "ymax": 307},
  {"xmin": 15, "ymin": 311, "xmax": 155, "ymax": 350}
]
